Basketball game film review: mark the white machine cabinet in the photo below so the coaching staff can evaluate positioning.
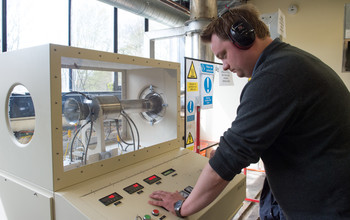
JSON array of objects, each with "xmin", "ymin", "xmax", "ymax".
[{"xmin": 0, "ymin": 44, "xmax": 245, "ymax": 220}]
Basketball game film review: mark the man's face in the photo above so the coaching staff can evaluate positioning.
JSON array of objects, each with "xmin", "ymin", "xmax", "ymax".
[{"xmin": 210, "ymin": 34, "xmax": 252, "ymax": 78}]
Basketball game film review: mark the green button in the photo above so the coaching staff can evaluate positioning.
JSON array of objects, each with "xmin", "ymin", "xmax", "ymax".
[{"xmin": 143, "ymin": 214, "xmax": 151, "ymax": 220}]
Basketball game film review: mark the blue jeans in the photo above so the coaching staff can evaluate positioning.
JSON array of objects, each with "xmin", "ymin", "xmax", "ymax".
[{"xmin": 259, "ymin": 178, "xmax": 286, "ymax": 220}]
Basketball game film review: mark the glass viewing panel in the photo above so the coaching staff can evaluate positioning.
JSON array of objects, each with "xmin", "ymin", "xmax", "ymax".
[
  {"xmin": 61, "ymin": 57, "xmax": 177, "ymax": 171},
  {"xmin": 7, "ymin": 84, "xmax": 35, "ymax": 146}
]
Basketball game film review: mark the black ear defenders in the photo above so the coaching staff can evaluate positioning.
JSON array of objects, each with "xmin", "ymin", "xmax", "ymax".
[
  {"xmin": 227, "ymin": 17, "xmax": 256, "ymax": 50},
  {"xmin": 219, "ymin": 7, "xmax": 256, "ymax": 50}
]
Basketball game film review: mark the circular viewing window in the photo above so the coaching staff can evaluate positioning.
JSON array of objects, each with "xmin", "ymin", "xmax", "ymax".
[{"xmin": 7, "ymin": 84, "xmax": 36, "ymax": 146}]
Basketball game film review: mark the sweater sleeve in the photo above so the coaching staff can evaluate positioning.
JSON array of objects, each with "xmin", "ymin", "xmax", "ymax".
[{"xmin": 209, "ymin": 72, "xmax": 298, "ymax": 181}]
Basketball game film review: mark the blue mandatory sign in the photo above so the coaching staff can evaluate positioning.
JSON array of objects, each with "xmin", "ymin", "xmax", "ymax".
[
  {"xmin": 187, "ymin": 100, "xmax": 194, "ymax": 113},
  {"xmin": 200, "ymin": 63, "xmax": 214, "ymax": 74},
  {"xmin": 187, "ymin": 115, "xmax": 195, "ymax": 122},
  {"xmin": 203, "ymin": 96, "xmax": 212, "ymax": 105},
  {"xmin": 204, "ymin": 77, "xmax": 212, "ymax": 94}
]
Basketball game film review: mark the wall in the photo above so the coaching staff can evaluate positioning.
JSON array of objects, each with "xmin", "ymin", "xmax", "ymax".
[
  {"xmin": 200, "ymin": 71, "xmax": 248, "ymax": 143},
  {"xmin": 200, "ymin": 0, "xmax": 350, "ymax": 143},
  {"xmin": 251, "ymin": 0, "xmax": 350, "ymax": 89}
]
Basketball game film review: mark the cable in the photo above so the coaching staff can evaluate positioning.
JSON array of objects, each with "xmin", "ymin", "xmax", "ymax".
[
  {"xmin": 115, "ymin": 119, "xmax": 133, "ymax": 146},
  {"xmin": 84, "ymin": 120, "xmax": 94, "ymax": 165},
  {"xmin": 70, "ymin": 120, "xmax": 91, "ymax": 163},
  {"xmin": 122, "ymin": 111, "xmax": 140, "ymax": 150},
  {"xmin": 121, "ymin": 112, "xmax": 136, "ymax": 151},
  {"xmin": 62, "ymin": 91, "xmax": 93, "ymax": 100}
]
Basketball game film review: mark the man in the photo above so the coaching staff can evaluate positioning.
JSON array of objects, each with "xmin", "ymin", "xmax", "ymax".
[{"xmin": 149, "ymin": 4, "xmax": 350, "ymax": 219}]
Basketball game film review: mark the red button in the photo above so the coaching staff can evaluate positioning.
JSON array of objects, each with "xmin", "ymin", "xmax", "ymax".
[{"xmin": 152, "ymin": 209, "xmax": 160, "ymax": 216}]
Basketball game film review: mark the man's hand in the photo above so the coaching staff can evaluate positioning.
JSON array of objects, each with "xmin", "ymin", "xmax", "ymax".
[{"xmin": 148, "ymin": 190, "xmax": 185, "ymax": 216}]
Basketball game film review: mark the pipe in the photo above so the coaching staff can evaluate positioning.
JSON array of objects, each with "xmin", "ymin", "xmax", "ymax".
[
  {"xmin": 186, "ymin": 0, "xmax": 218, "ymax": 61},
  {"xmin": 190, "ymin": 0, "xmax": 217, "ymax": 20},
  {"xmin": 97, "ymin": 0, "xmax": 190, "ymax": 27}
]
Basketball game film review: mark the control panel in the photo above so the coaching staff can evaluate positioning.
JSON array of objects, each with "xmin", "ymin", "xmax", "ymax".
[{"xmin": 55, "ymin": 148, "xmax": 246, "ymax": 220}]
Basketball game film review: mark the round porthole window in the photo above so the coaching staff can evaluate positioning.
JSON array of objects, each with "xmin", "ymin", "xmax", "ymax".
[{"xmin": 7, "ymin": 84, "xmax": 36, "ymax": 146}]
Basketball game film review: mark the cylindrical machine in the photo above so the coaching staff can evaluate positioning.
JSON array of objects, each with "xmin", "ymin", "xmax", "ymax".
[{"xmin": 63, "ymin": 87, "xmax": 167, "ymax": 124}]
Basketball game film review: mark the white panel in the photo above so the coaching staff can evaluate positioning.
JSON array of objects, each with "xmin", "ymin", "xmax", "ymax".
[
  {"xmin": 0, "ymin": 172, "xmax": 53, "ymax": 220},
  {"xmin": 0, "ymin": 45, "xmax": 54, "ymax": 190}
]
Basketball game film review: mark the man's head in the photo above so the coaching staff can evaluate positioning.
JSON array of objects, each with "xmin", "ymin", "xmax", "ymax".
[
  {"xmin": 200, "ymin": 4, "xmax": 272, "ymax": 78},
  {"xmin": 201, "ymin": 4, "xmax": 270, "ymax": 44}
]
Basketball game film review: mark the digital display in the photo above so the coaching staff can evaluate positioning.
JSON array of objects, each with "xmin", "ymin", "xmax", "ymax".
[
  {"xmin": 143, "ymin": 175, "xmax": 161, "ymax": 184},
  {"xmin": 99, "ymin": 192, "xmax": 123, "ymax": 206},
  {"xmin": 123, "ymin": 183, "xmax": 144, "ymax": 194},
  {"xmin": 161, "ymin": 168, "xmax": 176, "ymax": 176}
]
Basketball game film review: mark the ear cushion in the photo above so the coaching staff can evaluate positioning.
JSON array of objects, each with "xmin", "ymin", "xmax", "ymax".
[{"xmin": 228, "ymin": 19, "xmax": 256, "ymax": 49}]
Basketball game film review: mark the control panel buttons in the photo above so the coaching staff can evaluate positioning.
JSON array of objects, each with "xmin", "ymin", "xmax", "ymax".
[
  {"xmin": 143, "ymin": 214, "xmax": 151, "ymax": 220},
  {"xmin": 152, "ymin": 209, "xmax": 160, "ymax": 216}
]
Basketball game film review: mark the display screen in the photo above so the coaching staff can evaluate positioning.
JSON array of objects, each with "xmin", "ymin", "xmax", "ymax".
[
  {"xmin": 123, "ymin": 183, "xmax": 144, "ymax": 194},
  {"xmin": 143, "ymin": 175, "xmax": 161, "ymax": 184},
  {"xmin": 161, "ymin": 168, "xmax": 176, "ymax": 176},
  {"xmin": 99, "ymin": 192, "xmax": 123, "ymax": 206}
]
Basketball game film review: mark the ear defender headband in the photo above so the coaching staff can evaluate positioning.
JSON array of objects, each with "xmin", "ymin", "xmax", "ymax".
[{"xmin": 219, "ymin": 7, "xmax": 256, "ymax": 50}]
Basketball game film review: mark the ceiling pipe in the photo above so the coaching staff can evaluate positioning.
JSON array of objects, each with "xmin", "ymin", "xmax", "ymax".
[
  {"xmin": 186, "ymin": 0, "xmax": 218, "ymax": 61},
  {"xmin": 97, "ymin": 0, "xmax": 190, "ymax": 27}
]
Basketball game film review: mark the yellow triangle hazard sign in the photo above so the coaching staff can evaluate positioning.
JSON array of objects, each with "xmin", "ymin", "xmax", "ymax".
[
  {"xmin": 186, "ymin": 132, "xmax": 194, "ymax": 145},
  {"xmin": 187, "ymin": 62, "xmax": 197, "ymax": 79}
]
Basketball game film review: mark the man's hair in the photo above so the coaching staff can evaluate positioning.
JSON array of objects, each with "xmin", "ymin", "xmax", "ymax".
[{"xmin": 200, "ymin": 4, "xmax": 270, "ymax": 43}]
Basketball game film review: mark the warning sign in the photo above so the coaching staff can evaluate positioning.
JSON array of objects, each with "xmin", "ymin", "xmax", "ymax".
[
  {"xmin": 187, "ymin": 82, "xmax": 198, "ymax": 92},
  {"xmin": 187, "ymin": 62, "xmax": 198, "ymax": 79},
  {"xmin": 186, "ymin": 132, "xmax": 194, "ymax": 145}
]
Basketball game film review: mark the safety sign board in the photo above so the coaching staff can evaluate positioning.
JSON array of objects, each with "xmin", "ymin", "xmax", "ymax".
[
  {"xmin": 203, "ymin": 76, "xmax": 212, "ymax": 93},
  {"xmin": 186, "ymin": 132, "xmax": 194, "ymax": 145},
  {"xmin": 219, "ymin": 68, "xmax": 234, "ymax": 86},
  {"xmin": 187, "ymin": 62, "xmax": 198, "ymax": 79},
  {"xmin": 187, "ymin": 100, "xmax": 195, "ymax": 122},
  {"xmin": 187, "ymin": 82, "xmax": 198, "ymax": 92},
  {"xmin": 200, "ymin": 63, "xmax": 214, "ymax": 74},
  {"xmin": 201, "ymin": 75, "xmax": 214, "ymax": 109}
]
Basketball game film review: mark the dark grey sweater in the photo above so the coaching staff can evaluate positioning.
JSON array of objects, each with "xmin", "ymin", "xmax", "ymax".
[{"xmin": 209, "ymin": 39, "xmax": 350, "ymax": 219}]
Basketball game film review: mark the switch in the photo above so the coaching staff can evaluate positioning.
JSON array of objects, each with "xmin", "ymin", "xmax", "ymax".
[
  {"xmin": 152, "ymin": 209, "xmax": 160, "ymax": 216},
  {"xmin": 143, "ymin": 214, "xmax": 151, "ymax": 220}
]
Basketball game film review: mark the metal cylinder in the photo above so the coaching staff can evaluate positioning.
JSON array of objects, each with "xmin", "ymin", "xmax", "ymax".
[
  {"xmin": 186, "ymin": 0, "xmax": 218, "ymax": 61},
  {"xmin": 120, "ymin": 99, "xmax": 153, "ymax": 113},
  {"xmin": 91, "ymin": 95, "xmax": 122, "ymax": 121},
  {"xmin": 91, "ymin": 94, "xmax": 165, "ymax": 121},
  {"xmin": 190, "ymin": 0, "xmax": 217, "ymax": 20}
]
